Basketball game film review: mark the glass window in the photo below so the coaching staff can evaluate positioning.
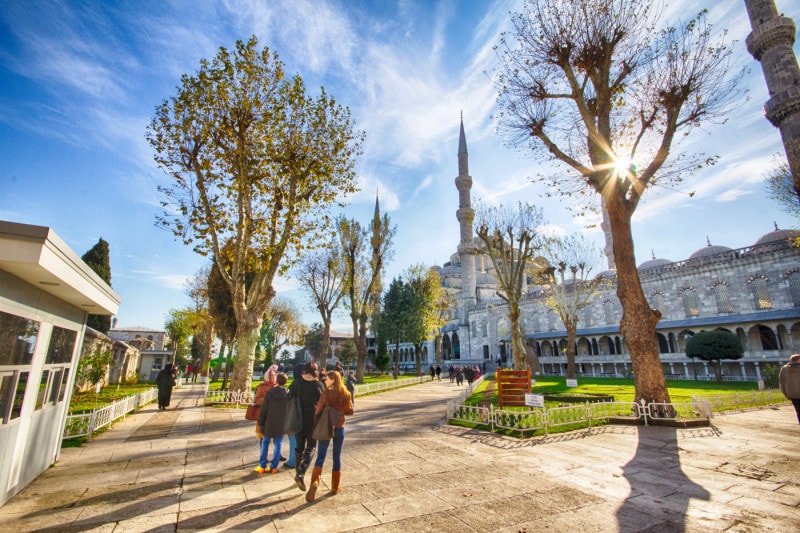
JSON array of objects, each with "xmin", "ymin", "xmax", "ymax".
[
  {"xmin": 681, "ymin": 289, "xmax": 699, "ymax": 317},
  {"xmin": 0, "ymin": 311, "xmax": 39, "ymax": 366},
  {"xmin": 0, "ymin": 372, "xmax": 13, "ymax": 423},
  {"xmin": 35, "ymin": 369, "xmax": 50, "ymax": 410},
  {"xmin": 751, "ymin": 277, "xmax": 772, "ymax": 310},
  {"xmin": 48, "ymin": 368, "xmax": 63, "ymax": 404},
  {"xmin": 58, "ymin": 369, "xmax": 70, "ymax": 403},
  {"xmin": 788, "ymin": 272, "xmax": 800, "ymax": 307},
  {"xmin": 11, "ymin": 371, "xmax": 29, "ymax": 420},
  {"xmin": 713, "ymin": 283, "xmax": 734, "ymax": 313},
  {"xmin": 46, "ymin": 326, "xmax": 78, "ymax": 364}
]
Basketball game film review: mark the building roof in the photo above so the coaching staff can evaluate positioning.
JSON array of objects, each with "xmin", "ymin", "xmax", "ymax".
[
  {"xmin": 753, "ymin": 227, "xmax": 800, "ymax": 246},
  {"xmin": 0, "ymin": 220, "xmax": 120, "ymax": 314}
]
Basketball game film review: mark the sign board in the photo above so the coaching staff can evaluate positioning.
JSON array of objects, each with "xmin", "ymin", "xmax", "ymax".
[
  {"xmin": 525, "ymin": 393, "xmax": 545, "ymax": 408},
  {"xmin": 566, "ymin": 378, "xmax": 578, "ymax": 388},
  {"xmin": 758, "ymin": 379, "xmax": 765, "ymax": 391},
  {"xmin": 530, "ymin": 379, "xmax": 536, "ymax": 387}
]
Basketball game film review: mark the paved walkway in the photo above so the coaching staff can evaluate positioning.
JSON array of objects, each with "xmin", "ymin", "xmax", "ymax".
[{"xmin": 1, "ymin": 380, "xmax": 799, "ymax": 532}]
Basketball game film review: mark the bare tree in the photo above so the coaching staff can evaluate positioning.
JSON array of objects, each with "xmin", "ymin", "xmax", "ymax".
[
  {"xmin": 476, "ymin": 201, "xmax": 545, "ymax": 371},
  {"xmin": 534, "ymin": 234, "xmax": 606, "ymax": 379},
  {"xmin": 764, "ymin": 154, "xmax": 800, "ymax": 223},
  {"xmin": 295, "ymin": 245, "xmax": 346, "ymax": 368},
  {"xmin": 494, "ymin": 0, "xmax": 745, "ymax": 403}
]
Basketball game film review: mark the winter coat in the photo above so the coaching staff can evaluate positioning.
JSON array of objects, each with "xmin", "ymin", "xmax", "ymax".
[
  {"xmin": 258, "ymin": 385, "xmax": 289, "ymax": 438},
  {"xmin": 295, "ymin": 375, "xmax": 324, "ymax": 432},
  {"xmin": 779, "ymin": 361, "xmax": 800, "ymax": 399},
  {"xmin": 315, "ymin": 388, "xmax": 354, "ymax": 428}
]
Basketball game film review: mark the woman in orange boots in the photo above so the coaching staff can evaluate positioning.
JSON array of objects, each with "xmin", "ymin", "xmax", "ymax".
[{"xmin": 305, "ymin": 370, "xmax": 353, "ymax": 502}]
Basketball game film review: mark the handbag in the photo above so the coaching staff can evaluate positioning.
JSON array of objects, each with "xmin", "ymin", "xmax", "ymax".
[
  {"xmin": 245, "ymin": 404, "xmax": 260, "ymax": 421},
  {"xmin": 284, "ymin": 392, "xmax": 303, "ymax": 435},
  {"xmin": 311, "ymin": 405, "xmax": 340, "ymax": 441}
]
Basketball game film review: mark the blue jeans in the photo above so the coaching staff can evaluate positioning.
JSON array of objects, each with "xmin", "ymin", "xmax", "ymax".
[
  {"xmin": 285, "ymin": 434, "xmax": 297, "ymax": 467},
  {"xmin": 259, "ymin": 436, "xmax": 283, "ymax": 470},
  {"xmin": 314, "ymin": 427, "xmax": 345, "ymax": 471}
]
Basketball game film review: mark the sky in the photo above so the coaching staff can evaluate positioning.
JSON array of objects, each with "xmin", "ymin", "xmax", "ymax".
[{"xmin": 1, "ymin": 0, "xmax": 799, "ymax": 333}]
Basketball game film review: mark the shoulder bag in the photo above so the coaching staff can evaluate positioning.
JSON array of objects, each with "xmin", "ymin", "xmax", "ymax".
[
  {"xmin": 311, "ymin": 405, "xmax": 340, "ymax": 441},
  {"xmin": 244, "ymin": 404, "xmax": 260, "ymax": 421},
  {"xmin": 283, "ymin": 385, "xmax": 303, "ymax": 435}
]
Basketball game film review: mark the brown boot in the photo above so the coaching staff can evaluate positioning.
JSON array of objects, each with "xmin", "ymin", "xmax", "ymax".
[
  {"xmin": 329, "ymin": 470, "xmax": 342, "ymax": 495},
  {"xmin": 305, "ymin": 466, "xmax": 322, "ymax": 502}
]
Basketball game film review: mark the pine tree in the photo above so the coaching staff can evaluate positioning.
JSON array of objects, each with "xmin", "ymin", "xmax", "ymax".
[{"xmin": 82, "ymin": 238, "xmax": 112, "ymax": 333}]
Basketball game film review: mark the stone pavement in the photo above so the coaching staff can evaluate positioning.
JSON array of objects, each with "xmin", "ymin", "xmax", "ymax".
[{"xmin": 1, "ymin": 380, "xmax": 799, "ymax": 532}]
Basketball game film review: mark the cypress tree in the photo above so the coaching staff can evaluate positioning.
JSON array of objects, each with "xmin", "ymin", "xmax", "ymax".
[{"xmin": 82, "ymin": 238, "xmax": 112, "ymax": 333}]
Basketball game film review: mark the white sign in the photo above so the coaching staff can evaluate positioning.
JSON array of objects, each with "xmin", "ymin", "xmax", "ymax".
[
  {"xmin": 530, "ymin": 379, "xmax": 536, "ymax": 387},
  {"xmin": 566, "ymin": 378, "xmax": 578, "ymax": 388},
  {"xmin": 525, "ymin": 393, "xmax": 545, "ymax": 408}
]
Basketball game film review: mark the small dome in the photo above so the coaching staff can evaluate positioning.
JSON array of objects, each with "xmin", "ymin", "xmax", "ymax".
[
  {"xmin": 638, "ymin": 258, "xmax": 673, "ymax": 270},
  {"xmin": 430, "ymin": 265, "xmax": 443, "ymax": 274},
  {"xmin": 440, "ymin": 264, "xmax": 461, "ymax": 276},
  {"xmin": 754, "ymin": 228, "xmax": 800, "ymax": 246},
  {"xmin": 688, "ymin": 244, "xmax": 732, "ymax": 260},
  {"xmin": 595, "ymin": 269, "xmax": 617, "ymax": 279}
]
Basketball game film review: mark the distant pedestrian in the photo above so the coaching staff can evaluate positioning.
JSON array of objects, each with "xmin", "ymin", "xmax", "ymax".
[
  {"xmin": 455, "ymin": 366, "xmax": 463, "ymax": 386},
  {"xmin": 156, "ymin": 363, "xmax": 176, "ymax": 410},
  {"xmin": 334, "ymin": 361, "xmax": 344, "ymax": 376},
  {"xmin": 253, "ymin": 366, "xmax": 277, "ymax": 439},
  {"xmin": 305, "ymin": 370, "xmax": 354, "ymax": 502},
  {"xmin": 435, "ymin": 364, "xmax": 441, "ymax": 381},
  {"xmin": 255, "ymin": 373, "xmax": 289, "ymax": 474},
  {"xmin": 448, "ymin": 365, "xmax": 454, "ymax": 383},
  {"xmin": 429, "ymin": 365, "xmax": 436, "ymax": 381},
  {"xmin": 464, "ymin": 365, "xmax": 475, "ymax": 386},
  {"xmin": 346, "ymin": 371, "xmax": 356, "ymax": 404},
  {"xmin": 779, "ymin": 353, "xmax": 800, "ymax": 425}
]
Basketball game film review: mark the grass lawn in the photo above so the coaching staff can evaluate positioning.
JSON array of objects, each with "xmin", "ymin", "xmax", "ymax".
[
  {"xmin": 464, "ymin": 375, "xmax": 764, "ymax": 408},
  {"xmin": 68, "ymin": 384, "xmax": 156, "ymax": 414}
]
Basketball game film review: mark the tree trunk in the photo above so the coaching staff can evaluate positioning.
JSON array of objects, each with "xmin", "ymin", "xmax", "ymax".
[
  {"xmin": 565, "ymin": 320, "xmax": 577, "ymax": 380},
  {"xmin": 355, "ymin": 313, "xmax": 369, "ymax": 380},
  {"xmin": 321, "ymin": 315, "xmax": 332, "ymax": 371},
  {"xmin": 228, "ymin": 311, "xmax": 262, "ymax": 392},
  {"xmin": 509, "ymin": 299, "xmax": 527, "ymax": 370},
  {"xmin": 393, "ymin": 341, "xmax": 400, "ymax": 379},
  {"xmin": 608, "ymin": 202, "xmax": 671, "ymax": 405},
  {"xmin": 414, "ymin": 343, "xmax": 422, "ymax": 375}
]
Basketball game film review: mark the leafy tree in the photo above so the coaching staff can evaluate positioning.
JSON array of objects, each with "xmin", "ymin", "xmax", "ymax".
[
  {"xmin": 685, "ymin": 330, "xmax": 744, "ymax": 383},
  {"xmin": 475, "ymin": 202, "xmax": 545, "ymax": 371},
  {"xmin": 404, "ymin": 264, "xmax": 447, "ymax": 375},
  {"xmin": 494, "ymin": 1, "xmax": 744, "ymax": 404},
  {"xmin": 337, "ymin": 338, "xmax": 357, "ymax": 370},
  {"xmin": 184, "ymin": 264, "xmax": 215, "ymax": 378},
  {"xmin": 535, "ymin": 233, "xmax": 606, "ymax": 379},
  {"xmin": 81, "ymin": 238, "xmax": 112, "ymax": 333},
  {"xmin": 374, "ymin": 337, "xmax": 390, "ymax": 373},
  {"xmin": 377, "ymin": 277, "xmax": 413, "ymax": 378},
  {"xmin": 164, "ymin": 308, "xmax": 194, "ymax": 365},
  {"xmin": 77, "ymin": 344, "xmax": 114, "ymax": 389},
  {"xmin": 339, "ymin": 214, "xmax": 395, "ymax": 382},
  {"xmin": 261, "ymin": 297, "xmax": 305, "ymax": 364},
  {"xmin": 295, "ymin": 245, "xmax": 346, "ymax": 368},
  {"xmin": 147, "ymin": 36, "xmax": 363, "ymax": 392},
  {"xmin": 304, "ymin": 323, "xmax": 325, "ymax": 364}
]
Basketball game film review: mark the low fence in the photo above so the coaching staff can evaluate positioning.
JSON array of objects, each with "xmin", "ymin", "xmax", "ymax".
[
  {"xmin": 63, "ymin": 387, "xmax": 158, "ymax": 440},
  {"xmin": 447, "ymin": 389, "xmax": 786, "ymax": 436},
  {"xmin": 205, "ymin": 375, "xmax": 437, "ymax": 405}
]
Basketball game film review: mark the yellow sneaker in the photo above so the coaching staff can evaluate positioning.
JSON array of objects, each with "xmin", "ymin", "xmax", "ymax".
[{"xmin": 254, "ymin": 466, "xmax": 266, "ymax": 474}]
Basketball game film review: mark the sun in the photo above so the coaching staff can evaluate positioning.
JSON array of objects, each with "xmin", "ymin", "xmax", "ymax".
[{"xmin": 613, "ymin": 156, "xmax": 634, "ymax": 180}]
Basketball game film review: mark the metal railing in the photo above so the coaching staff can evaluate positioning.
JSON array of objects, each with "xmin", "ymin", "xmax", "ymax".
[
  {"xmin": 691, "ymin": 389, "xmax": 786, "ymax": 413},
  {"xmin": 63, "ymin": 387, "xmax": 158, "ymax": 440}
]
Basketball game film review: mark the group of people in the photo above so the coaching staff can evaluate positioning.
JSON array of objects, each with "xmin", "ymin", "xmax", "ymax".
[
  {"xmin": 448, "ymin": 364, "xmax": 481, "ymax": 386},
  {"xmin": 252, "ymin": 361, "xmax": 355, "ymax": 502},
  {"xmin": 428, "ymin": 364, "xmax": 442, "ymax": 381}
]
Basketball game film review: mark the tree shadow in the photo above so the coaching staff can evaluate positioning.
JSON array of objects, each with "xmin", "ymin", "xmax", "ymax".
[{"xmin": 616, "ymin": 425, "xmax": 710, "ymax": 532}]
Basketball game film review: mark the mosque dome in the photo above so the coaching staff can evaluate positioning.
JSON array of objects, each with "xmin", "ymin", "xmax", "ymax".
[
  {"xmin": 638, "ymin": 257, "xmax": 673, "ymax": 270},
  {"xmin": 753, "ymin": 227, "xmax": 800, "ymax": 246},
  {"xmin": 440, "ymin": 264, "xmax": 461, "ymax": 276},
  {"xmin": 688, "ymin": 242, "xmax": 732, "ymax": 260},
  {"xmin": 595, "ymin": 269, "xmax": 617, "ymax": 279}
]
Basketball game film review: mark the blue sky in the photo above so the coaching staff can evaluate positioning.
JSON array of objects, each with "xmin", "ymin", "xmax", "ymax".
[{"xmin": 1, "ymin": 0, "xmax": 798, "ymax": 332}]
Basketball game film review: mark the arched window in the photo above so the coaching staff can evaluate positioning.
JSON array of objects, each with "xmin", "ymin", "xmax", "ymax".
[
  {"xmin": 656, "ymin": 333, "xmax": 669, "ymax": 354},
  {"xmin": 582, "ymin": 308, "xmax": 593, "ymax": 327},
  {"xmin": 749, "ymin": 275, "xmax": 772, "ymax": 310},
  {"xmin": 680, "ymin": 287, "xmax": 699, "ymax": 317},
  {"xmin": 471, "ymin": 321, "xmax": 478, "ymax": 337},
  {"xmin": 650, "ymin": 291, "xmax": 665, "ymax": 315},
  {"xmin": 547, "ymin": 311, "xmax": 557, "ymax": 330},
  {"xmin": 758, "ymin": 325, "xmax": 779, "ymax": 350},
  {"xmin": 712, "ymin": 282, "xmax": 734, "ymax": 314},
  {"xmin": 785, "ymin": 270, "xmax": 800, "ymax": 308},
  {"xmin": 482, "ymin": 321, "xmax": 488, "ymax": 337}
]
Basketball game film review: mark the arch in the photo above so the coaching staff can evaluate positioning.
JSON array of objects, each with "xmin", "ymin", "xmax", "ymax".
[
  {"xmin": 786, "ymin": 270, "xmax": 800, "ymax": 307},
  {"xmin": 442, "ymin": 335, "xmax": 452, "ymax": 360},
  {"xmin": 591, "ymin": 338, "xmax": 599, "ymax": 356},
  {"xmin": 558, "ymin": 339, "xmax": 569, "ymax": 355},
  {"xmin": 599, "ymin": 336, "xmax": 615, "ymax": 355},
  {"xmin": 680, "ymin": 287, "xmax": 699, "ymax": 317},
  {"xmin": 422, "ymin": 346, "xmax": 429, "ymax": 362},
  {"xmin": 656, "ymin": 333, "xmax": 669, "ymax": 354},
  {"xmin": 712, "ymin": 281, "xmax": 734, "ymax": 314},
  {"xmin": 750, "ymin": 324, "xmax": 779, "ymax": 351},
  {"xmin": 452, "ymin": 333, "xmax": 461, "ymax": 359},
  {"xmin": 667, "ymin": 332, "xmax": 677, "ymax": 353},
  {"xmin": 577, "ymin": 337, "xmax": 591, "ymax": 356},
  {"xmin": 496, "ymin": 317, "xmax": 510, "ymax": 339},
  {"xmin": 541, "ymin": 341, "xmax": 553, "ymax": 357},
  {"xmin": 748, "ymin": 275, "xmax": 772, "ymax": 310}
]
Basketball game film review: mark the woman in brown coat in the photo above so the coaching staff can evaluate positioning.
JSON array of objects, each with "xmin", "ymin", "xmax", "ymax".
[{"xmin": 305, "ymin": 370, "xmax": 353, "ymax": 502}]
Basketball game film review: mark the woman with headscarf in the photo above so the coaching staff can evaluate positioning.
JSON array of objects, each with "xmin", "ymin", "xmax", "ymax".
[
  {"xmin": 253, "ymin": 365, "xmax": 278, "ymax": 440},
  {"xmin": 305, "ymin": 370, "xmax": 354, "ymax": 502},
  {"xmin": 156, "ymin": 363, "xmax": 176, "ymax": 410},
  {"xmin": 290, "ymin": 361, "xmax": 324, "ymax": 491}
]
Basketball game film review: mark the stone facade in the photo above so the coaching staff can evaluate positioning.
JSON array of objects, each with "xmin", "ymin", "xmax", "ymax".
[{"xmin": 431, "ymin": 123, "xmax": 800, "ymax": 381}]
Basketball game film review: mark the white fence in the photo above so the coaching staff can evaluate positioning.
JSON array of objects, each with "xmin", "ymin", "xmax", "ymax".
[
  {"xmin": 63, "ymin": 387, "xmax": 158, "ymax": 440},
  {"xmin": 447, "ymin": 388, "xmax": 786, "ymax": 436},
  {"xmin": 205, "ymin": 375, "xmax": 437, "ymax": 405}
]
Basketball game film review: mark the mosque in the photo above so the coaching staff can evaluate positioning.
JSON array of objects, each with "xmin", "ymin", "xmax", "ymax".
[{"xmin": 412, "ymin": 120, "xmax": 800, "ymax": 381}]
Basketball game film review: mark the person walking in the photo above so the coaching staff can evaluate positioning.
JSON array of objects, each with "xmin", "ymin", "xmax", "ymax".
[
  {"xmin": 435, "ymin": 364, "xmax": 442, "ymax": 382},
  {"xmin": 253, "ymin": 365, "xmax": 277, "ymax": 439},
  {"xmin": 346, "ymin": 371, "xmax": 356, "ymax": 405},
  {"xmin": 255, "ymin": 373, "xmax": 289, "ymax": 474},
  {"xmin": 429, "ymin": 365, "xmax": 435, "ymax": 381},
  {"xmin": 292, "ymin": 361, "xmax": 324, "ymax": 491},
  {"xmin": 156, "ymin": 363, "xmax": 176, "ymax": 410},
  {"xmin": 779, "ymin": 353, "xmax": 800, "ymax": 425},
  {"xmin": 305, "ymin": 370, "xmax": 354, "ymax": 502}
]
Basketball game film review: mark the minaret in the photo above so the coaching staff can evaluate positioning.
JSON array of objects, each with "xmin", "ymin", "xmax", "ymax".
[
  {"xmin": 456, "ymin": 117, "xmax": 477, "ymax": 313},
  {"xmin": 369, "ymin": 192, "xmax": 383, "ymax": 328},
  {"xmin": 745, "ymin": 0, "xmax": 800, "ymax": 196}
]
